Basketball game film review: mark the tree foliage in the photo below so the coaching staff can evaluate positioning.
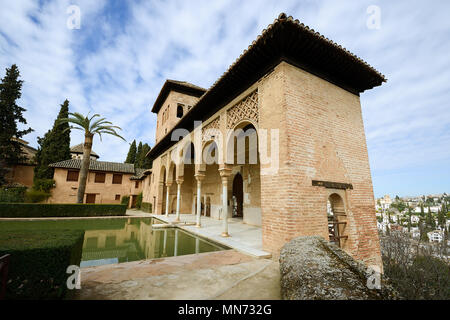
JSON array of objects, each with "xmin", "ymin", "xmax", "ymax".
[
  {"xmin": 380, "ymin": 231, "xmax": 450, "ymax": 300},
  {"xmin": 57, "ymin": 112, "xmax": 125, "ymax": 203},
  {"xmin": 125, "ymin": 140, "xmax": 136, "ymax": 164},
  {"xmin": 125, "ymin": 140, "xmax": 151, "ymax": 169},
  {"xmin": 0, "ymin": 64, "xmax": 33, "ymax": 184},
  {"xmin": 34, "ymin": 99, "xmax": 71, "ymax": 180}
]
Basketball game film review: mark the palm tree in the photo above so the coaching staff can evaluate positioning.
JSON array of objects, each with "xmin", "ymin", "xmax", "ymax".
[{"xmin": 58, "ymin": 112, "xmax": 125, "ymax": 203}]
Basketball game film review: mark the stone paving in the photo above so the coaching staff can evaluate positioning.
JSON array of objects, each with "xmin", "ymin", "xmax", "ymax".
[{"xmin": 73, "ymin": 250, "xmax": 280, "ymax": 300}]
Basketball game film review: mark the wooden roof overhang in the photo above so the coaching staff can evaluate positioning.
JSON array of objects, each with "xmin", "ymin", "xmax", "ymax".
[{"xmin": 146, "ymin": 13, "xmax": 386, "ymax": 161}]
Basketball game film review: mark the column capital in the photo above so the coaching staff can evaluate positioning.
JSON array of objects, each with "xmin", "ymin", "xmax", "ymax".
[
  {"xmin": 218, "ymin": 164, "xmax": 232, "ymax": 177},
  {"xmin": 194, "ymin": 172, "xmax": 205, "ymax": 181},
  {"xmin": 176, "ymin": 179, "xmax": 184, "ymax": 185},
  {"xmin": 166, "ymin": 182, "xmax": 173, "ymax": 187}
]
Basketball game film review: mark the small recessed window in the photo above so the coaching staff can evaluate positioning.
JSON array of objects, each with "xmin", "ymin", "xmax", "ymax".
[
  {"xmin": 95, "ymin": 172, "xmax": 106, "ymax": 183},
  {"xmin": 115, "ymin": 194, "xmax": 120, "ymax": 201},
  {"xmin": 135, "ymin": 181, "xmax": 139, "ymax": 188},
  {"xmin": 177, "ymin": 104, "xmax": 184, "ymax": 118},
  {"xmin": 67, "ymin": 170, "xmax": 79, "ymax": 182},
  {"xmin": 112, "ymin": 174, "xmax": 123, "ymax": 184}
]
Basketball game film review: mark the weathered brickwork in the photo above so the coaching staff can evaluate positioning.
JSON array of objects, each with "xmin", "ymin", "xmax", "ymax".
[
  {"xmin": 144, "ymin": 60, "xmax": 382, "ymax": 269},
  {"xmin": 258, "ymin": 62, "xmax": 381, "ymax": 268}
]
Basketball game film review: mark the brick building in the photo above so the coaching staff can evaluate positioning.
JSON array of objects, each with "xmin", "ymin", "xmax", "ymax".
[
  {"xmin": 4, "ymin": 138, "xmax": 37, "ymax": 187},
  {"xmin": 48, "ymin": 159, "xmax": 148, "ymax": 207},
  {"xmin": 142, "ymin": 13, "xmax": 385, "ymax": 268}
]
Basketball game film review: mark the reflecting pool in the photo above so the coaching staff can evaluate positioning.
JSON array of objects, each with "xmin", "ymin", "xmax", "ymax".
[{"xmin": 0, "ymin": 217, "xmax": 227, "ymax": 267}]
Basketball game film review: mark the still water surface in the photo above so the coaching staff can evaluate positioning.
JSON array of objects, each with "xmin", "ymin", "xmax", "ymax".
[{"xmin": 0, "ymin": 217, "xmax": 226, "ymax": 267}]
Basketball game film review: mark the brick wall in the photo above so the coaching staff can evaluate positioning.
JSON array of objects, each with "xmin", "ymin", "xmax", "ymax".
[{"xmin": 259, "ymin": 62, "xmax": 382, "ymax": 268}]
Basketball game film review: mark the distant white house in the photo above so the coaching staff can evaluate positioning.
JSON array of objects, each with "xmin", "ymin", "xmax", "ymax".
[
  {"xmin": 427, "ymin": 230, "xmax": 444, "ymax": 243},
  {"xmin": 411, "ymin": 227, "xmax": 420, "ymax": 239},
  {"xmin": 411, "ymin": 215, "xmax": 420, "ymax": 224}
]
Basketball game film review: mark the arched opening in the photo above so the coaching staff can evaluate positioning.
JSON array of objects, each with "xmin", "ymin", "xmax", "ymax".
[
  {"xmin": 327, "ymin": 193, "xmax": 348, "ymax": 248},
  {"xmin": 177, "ymin": 104, "xmax": 184, "ymax": 118},
  {"xmin": 199, "ymin": 140, "xmax": 221, "ymax": 219},
  {"xmin": 225, "ymin": 121, "xmax": 261, "ymax": 226},
  {"xmin": 232, "ymin": 173, "xmax": 244, "ymax": 218},
  {"xmin": 159, "ymin": 166, "xmax": 166, "ymax": 215},
  {"xmin": 178, "ymin": 142, "xmax": 195, "ymax": 215}
]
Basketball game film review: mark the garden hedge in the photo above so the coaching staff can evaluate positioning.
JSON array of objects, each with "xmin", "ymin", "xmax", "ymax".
[
  {"xmin": 0, "ymin": 203, "xmax": 127, "ymax": 218},
  {"xmin": 0, "ymin": 229, "xmax": 85, "ymax": 299},
  {"xmin": 141, "ymin": 202, "xmax": 152, "ymax": 213}
]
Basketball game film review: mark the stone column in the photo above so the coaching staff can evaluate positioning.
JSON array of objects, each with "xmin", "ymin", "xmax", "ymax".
[
  {"xmin": 194, "ymin": 173, "xmax": 205, "ymax": 227},
  {"xmin": 219, "ymin": 165, "xmax": 232, "ymax": 237},
  {"xmin": 175, "ymin": 179, "xmax": 183, "ymax": 222},
  {"xmin": 203, "ymin": 195, "xmax": 207, "ymax": 216},
  {"xmin": 165, "ymin": 182, "xmax": 172, "ymax": 217}
]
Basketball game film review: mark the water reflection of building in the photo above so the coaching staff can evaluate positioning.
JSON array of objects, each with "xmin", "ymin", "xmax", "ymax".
[{"xmin": 81, "ymin": 219, "xmax": 222, "ymax": 266}]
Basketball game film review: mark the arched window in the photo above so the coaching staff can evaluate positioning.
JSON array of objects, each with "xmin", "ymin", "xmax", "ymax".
[
  {"xmin": 177, "ymin": 104, "xmax": 184, "ymax": 118},
  {"xmin": 327, "ymin": 193, "xmax": 348, "ymax": 248}
]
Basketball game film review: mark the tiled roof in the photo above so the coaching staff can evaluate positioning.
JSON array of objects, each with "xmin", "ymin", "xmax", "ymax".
[
  {"xmin": 130, "ymin": 168, "xmax": 151, "ymax": 180},
  {"xmin": 147, "ymin": 13, "xmax": 386, "ymax": 161},
  {"xmin": 70, "ymin": 144, "xmax": 99, "ymax": 158},
  {"xmin": 19, "ymin": 143, "xmax": 37, "ymax": 165},
  {"xmin": 151, "ymin": 79, "xmax": 207, "ymax": 113},
  {"xmin": 49, "ymin": 159, "xmax": 135, "ymax": 174},
  {"xmin": 11, "ymin": 138, "xmax": 37, "ymax": 165}
]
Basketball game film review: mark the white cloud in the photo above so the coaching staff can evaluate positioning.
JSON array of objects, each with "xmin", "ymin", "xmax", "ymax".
[{"xmin": 1, "ymin": 0, "xmax": 449, "ymax": 196}]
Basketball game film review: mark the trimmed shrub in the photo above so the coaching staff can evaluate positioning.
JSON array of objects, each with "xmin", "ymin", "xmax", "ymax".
[
  {"xmin": 136, "ymin": 192, "xmax": 143, "ymax": 209},
  {"xmin": 141, "ymin": 202, "xmax": 152, "ymax": 213},
  {"xmin": 0, "ymin": 187, "xmax": 27, "ymax": 203},
  {"xmin": 0, "ymin": 229, "xmax": 85, "ymax": 299},
  {"xmin": 0, "ymin": 203, "xmax": 127, "ymax": 218},
  {"xmin": 121, "ymin": 196, "xmax": 130, "ymax": 206},
  {"xmin": 25, "ymin": 189, "xmax": 51, "ymax": 203}
]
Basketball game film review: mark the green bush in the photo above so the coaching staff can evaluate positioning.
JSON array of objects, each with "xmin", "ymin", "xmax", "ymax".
[
  {"xmin": 32, "ymin": 179, "xmax": 55, "ymax": 193},
  {"xmin": 0, "ymin": 203, "xmax": 127, "ymax": 218},
  {"xmin": 25, "ymin": 189, "xmax": 51, "ymax": 203},
  {"xmin": 121, "ymin": 195, "xmax": 130, "ymax": 206},
  {"xmin": 0, "ymin": 187, "xmax": 27, "ymax": 203},
  {"xmin": 0, "ymin": 229, "xmax": 85, "ymax": 299},
  {"xmin": 136, "ymin": 192, "xmax": 143, "ymax": 209},
  {"xmin": 141, "ymin": 202, "xmax": 152, "ymax": 213}
]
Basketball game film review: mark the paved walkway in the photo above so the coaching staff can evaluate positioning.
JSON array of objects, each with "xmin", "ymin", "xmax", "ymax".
[
  {"xmin": 73, "ymin": 250, "xmax": 280, "ymax": 300},
  {"xmin": 147, "ymin": 212, "xmax": 271, "ymax": 258}
]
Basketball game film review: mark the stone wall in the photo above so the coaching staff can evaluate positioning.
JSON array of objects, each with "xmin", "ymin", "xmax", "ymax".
[
  {"xmin": 50, "ymin": 168, "xmax": 141, "ymax": 204},
  {"xmin": 279, "ymin": 236, "xmax": 398, "ymax": 300}
]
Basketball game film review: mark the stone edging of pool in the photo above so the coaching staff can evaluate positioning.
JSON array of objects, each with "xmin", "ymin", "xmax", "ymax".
[
  {"xmin": 150, "ymin": 214, "xmax": 272, "ymax": 259},
  {"xmin": 0, "ymin": 210, "xmax": 150, "ymax": 221}
]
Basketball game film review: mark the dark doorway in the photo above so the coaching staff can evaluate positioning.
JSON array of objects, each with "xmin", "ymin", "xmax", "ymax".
[
  {"xmin": 206, "ymin": 197, "xmax": 211, "ymax": 217},
  {"xmin": 131, "ymin": 195, "xmax": 137, "ymax": 208},
  {"xmin": 232, "ymin": 173, "xmax": 243, "ymax": 218},
  {"xmin": 86, "ymin": 193, "xmax": 96, "ymax": 204}
]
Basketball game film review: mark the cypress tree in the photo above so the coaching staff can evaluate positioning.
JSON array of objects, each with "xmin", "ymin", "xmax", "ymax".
[
  {"xmin": 125, "ymin": 140, "xmax": 136, "ymax": 164},
  {"xmin": 34, "ymin": 99, "xmax": 71, "ymax": 180},
  {"xmin": 141, "ymin": 143, "xmax": 152, "ymax": 169},
  {"xmin": 135, "ymin": 141, "xmax": 143, "ymax": 167},
  {"xmin": 0, "ymin": 64, "xmax": 33, "ymax": 184}
]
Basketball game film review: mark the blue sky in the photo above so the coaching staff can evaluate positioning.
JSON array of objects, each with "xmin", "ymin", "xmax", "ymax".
[{"xmin": 1, "ymin": 0, "xmax": 449, "ymax": 198}]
